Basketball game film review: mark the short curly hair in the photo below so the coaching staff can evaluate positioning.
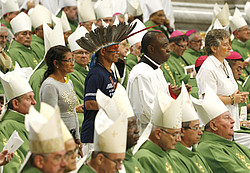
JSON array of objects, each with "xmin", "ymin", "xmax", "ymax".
[{"xmin": 205, "ymin": 29, "xmax": 230, "ymax": 55}]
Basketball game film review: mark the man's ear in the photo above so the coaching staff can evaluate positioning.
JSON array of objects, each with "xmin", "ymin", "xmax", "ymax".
[
  {"xmin": 96, "ymin": 153, "xmax": 105, "ymax": 166},
  {"xmin": 154, "ymin": 128, "xmax": 162, "ymax": 140},
  {"xmin": 209, "ymin": 120, "xmax": 218, "ymax": 132},
  {"xmin": 34, "ymin": 155, "xmax": 45, "ymax": 169},
  {"xmin": 211, "ymin": 46, "xmax": 217, "ymax": 54},
  {"xmin": 147, "ymin": 45, "xmax": 154, "ymax": 55},
  {"xmin": 99, "ymin": 48, "xmax": 105, "ymax": 56},
  {"xmin": 12, "ymin": 99, "xmax": 19, "ymax": 110}
]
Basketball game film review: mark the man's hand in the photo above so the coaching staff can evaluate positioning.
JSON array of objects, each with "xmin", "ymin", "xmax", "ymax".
[
  {"xmin": 163, "ymin": 18, "xmax": 172, "ymax": 30},
  {"xmin": 170, "ymin": 84, "xmax": 181, "ymax": 96},
  {"xmin": 0, "ymin": 150, "xmax": 13, "ymax": 166},
  {"xmin": 75, "ymin": 139, "xmax": 83, "ymax": 158},
  {"xmin": 75, "ymin": 104, "xmax": 84, "ymax": 113}
]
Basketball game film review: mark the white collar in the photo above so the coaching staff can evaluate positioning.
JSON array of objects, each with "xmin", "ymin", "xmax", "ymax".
[{"xmin": 144, "ymin": 54, "xmax": 161, "ymax": 68}]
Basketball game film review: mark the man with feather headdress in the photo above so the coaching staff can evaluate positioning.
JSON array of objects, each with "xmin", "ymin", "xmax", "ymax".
[{"xmin": 76, "ymin": 22, "xmax": 136, "ymax": 156}]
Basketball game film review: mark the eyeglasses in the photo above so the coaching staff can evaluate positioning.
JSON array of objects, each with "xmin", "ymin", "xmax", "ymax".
[
  {"xmin": 73, "ymin": 51, "xmax": 90, "ymax": 55},
  {"xmin": 59, "ymin": 58, "xmax": 75, "ymax": 63},
  {"xmin": 103, "ymin": 154, "xmax": 123, "ymax": 168},
  {"xmin": 64, "ymin": 147, "xmax": 79, "ymax": 159},
  {"xmin": 191, "ymin": 40, "xmax": 202, "ymax": 44},
  {"xmin": 183, "ymin": 126, "xmax": 202, "ymax": 131},
  {"xmin": 175, "ymin": 43, "xmax": 187, "ymax": 49},
  {"xmin": 160, "ymin": 129, "xmax": 183, "ymax": 138},
  {"xmin": 239, "ymin": 27, "xmax": 250, "ymax": 32},
  {"xmin": 0, "ymin": 35, "xmax": 7, "ymax": 40}
]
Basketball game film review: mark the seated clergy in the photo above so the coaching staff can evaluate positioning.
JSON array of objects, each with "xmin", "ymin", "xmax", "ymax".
[
  {"xmin": 192, "ymin": 87, "xmax": 250, "ymax": 172},
  {"xmin": 169, "ymin": 83, "xmax": 212, "ymax": 172},
  {"xmin": 134, "ymin": 88, "xmax": 183, "ymax": 173}
]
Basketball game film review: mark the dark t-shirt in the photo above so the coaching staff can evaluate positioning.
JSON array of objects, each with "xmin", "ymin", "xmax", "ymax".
[{"xmin": 81, "ymin": 64, "xmax": 116, "ymax": 143}]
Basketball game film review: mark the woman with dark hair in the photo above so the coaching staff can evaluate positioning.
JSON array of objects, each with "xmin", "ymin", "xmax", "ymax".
[
  {"xmin": 39, "ymin": 45, "xmax": 83, "ymax": 155},
  {"xmin": 196, "ymin": 29, "xmax": 248, "ymax": 139}
]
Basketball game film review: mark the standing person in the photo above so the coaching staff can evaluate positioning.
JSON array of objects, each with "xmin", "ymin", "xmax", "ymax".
[
  {"xmin": 39, "ymin": 45, "xmax": 83, "ymax": 157},
  {"xmin": 196, "ymin": 29, "xmax": 249, "ymax": 146},
  {"xmin": 76, "ymin": 22, "xmax": 135, "ymax": 156}
]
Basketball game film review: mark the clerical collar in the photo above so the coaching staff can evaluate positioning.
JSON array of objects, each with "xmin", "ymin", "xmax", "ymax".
[
  {"xmin": 186, "ymin": 146, "xmax": 192, "ymax": 151},
  {"xmin": 143, "ymin": 54, "xmax": 161, "ymax": 69},
  {"xmin": 237, "ymin": 39, "xmax": 246, "ymax": 45}
]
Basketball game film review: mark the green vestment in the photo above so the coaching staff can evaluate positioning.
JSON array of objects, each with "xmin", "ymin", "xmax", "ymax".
[
  {"xmin": 161, "ymin": 61, "xmax": 180, "ymax": 86},
  {"xmin": 20, "ymin": 156, "xmax": 42, "ymax": 173},
  {"xmin": 231, "ymin": 38, "xmax": 250, "ymax": 81},
  {"xmin": 69, "ymin": 63, "xmax": 88, "ymax": 131},
  {"xmin": 78, "ymin": 163, "xmax": 97, "ymax": 173},
  {"xmin": 197, "ymin": 131, "xmax": 250, "ymax": 173},
  {"xmin": 29, "ymin": 66, "xmax": 47, "ymax": 111},
  {"xmin": 125, "ymin": 53, "xmax": 138, "ymax": 72},
  {"xmin": 124, "ymin": 148, "xmax": 145, "ymax": 173},
  {"xmin": 0, "ymin": 18, "xmax": 13, "ymax": 34},
  {"xmin": 30, "ymin": 35, "xmax": 45, "ymax": 61},
  {"xmin": 134, "ymin": 140, "xmax": 179, "ymax": 173},
  {"xmin": 167, "ymin": 51, "xmax": 191, "ymax": 84},
  {"xmin": 182, "ymin": 48, "xmax": 205, "ymax": 66},
  {"xmin": 144, "ymin": 20, "xmax": 170, "ymax": 39},
  {"xmin": 8, "ymin": 40, "xmax": 40, "ymax": 69},
  {"xmin": 57, "ymin": 10, "xmax": 78, "ymax": 32},
  {"xmin": 169, "ymin": 142, "xmax": 212, "ymax": 173},
  {"xmin": 0, "ymin": 109, "xmax": 30, "ymax": 173}
]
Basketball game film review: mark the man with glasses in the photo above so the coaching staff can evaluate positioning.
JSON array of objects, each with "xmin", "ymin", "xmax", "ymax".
[
  {"xmin": 169, "ymin": 85, "xmax": 212, "ymax": 172},
  {"xmin": 8, "ymin": 12, "xmax": 40, "ymax": 69},
  {"xmin": 192, "ymin": 88, "xmax": 250, "ymax": 172},
  {"xmin": 134, "ymin": 89, "xmax": 183, "ymax": 172},
  {"xmin": 68, "ymin": 26, "xmax": 89, "ymax": 131},
  {"xmin": 183, "ymin": 30, "xmax": 205, "ymax": 66},
  {"xmin": 162, "ymin": 30, "xmax": 196, "ymax": 86}
]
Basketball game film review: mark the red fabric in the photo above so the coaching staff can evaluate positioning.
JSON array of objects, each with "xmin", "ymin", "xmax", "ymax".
[
  {"xmin": 168, "ymin": 85, "xmax": 177, "ymax": 99},
  {"xmin": 185, "ymin": 30, "xmax": 196, "ymax": 37},
  {"xmin": 195, "ymin": 55, "xmax": 208, "ymax": 67},
  {"xmin": 225, "ymin": 51, "xmax": 243, "ymax": 60}
]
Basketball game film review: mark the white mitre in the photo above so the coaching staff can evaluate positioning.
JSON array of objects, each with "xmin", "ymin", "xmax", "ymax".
[
  {"xmin": 112, "ymin": 0, "xmax": 127, "ymax": 15},
  {"xmin": 141, "ymin": 0, "xmax": 163, "ymax": 22},
  {"xmin": 68, "ymin": 26, "xmax": 88, "ymax": 52},
  {"xmin": 244, "ymin": 2, "xmax": 250, "ymax": 23},
  {"xmin": 59, "ymin": 0, "xmax": 77, "ymax": 9},
  {"xmin": 127, "ymin": 19, "xmax": 147, "ymax": 46},
  {"xmin": 10, "ymin": 12, "xmax": 31, "ymax": 34},
  {"xmin": 43, "ymin": 16, "xmax": 65, "ymax": 54},
  {"xmin": 180, "ymin": 82, "xmax": 198, "ymax": 122},
  {"xmin": 94, "ymin": 0, "xmax": 113, "ymax": 19},
  {"xmin": 230, "ymin": 8, "xmax": 247, "ymax": 33},
  {"xmin": 60, "ymin": 11, "xmax": 71, "ymax": 32},
  {"xmin": 28, "ymin": 105, "xmax": 64, "ymax": 153},
  {"xmin": 191, "ymin": 87, "xmax": 228, "ymax": 125},
  {"xmin": 152, "ymin": 89, "xmax": 182, "ymax": 129},
  {"xmin": 127, "ymin": 0, "xmax": 142, "ymax": 17},
  {"xmin": 216, "ymin": 3, "xmax": 230, "ymax": 27},
  {"xmin": 29, "ymin": 5, "xmax": 52, "ymax": 29},
  {"xmin": 77, "ymin": 0, "xmax": 96, "ymax": 22},
  {"xmin": 1, "ymin": 0, "xmax": 19, "ymax": 15},
  {"xmin": 0, "ymin": 62, "xmax": 32, "ymax": 102}
]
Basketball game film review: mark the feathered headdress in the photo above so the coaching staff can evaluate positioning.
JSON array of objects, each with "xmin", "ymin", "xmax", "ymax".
[{"xmin": 76, "ymin": 22, "xmax": 136, "ymax": 54}]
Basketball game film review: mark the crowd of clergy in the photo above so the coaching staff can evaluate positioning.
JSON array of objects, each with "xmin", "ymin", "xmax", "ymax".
[{"xmin": 0, "ymin": 0, "xmax": 250, "ymax": 172}]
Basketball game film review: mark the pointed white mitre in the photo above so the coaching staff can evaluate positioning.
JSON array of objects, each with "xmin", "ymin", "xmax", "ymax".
[
  {"xmin": 142, "ymin": 0, "xmax": 163, "ymax": 22},
  {"xmin": 43, "ymin": 16, "xmax": 65, "ymax": 53},
  {"xmin": 180, "ymin": 82, "xmax": 198, "ymax": 122},
  {"xmin": 230, "ymin": 8, "xmax": 247, "ymax": 32},
  {"xmin": 68, "ymin": 26, "xmax": 88, "ymax": 52},
  {"xmin": 94, "ymin": 108, "xmax": 127, "ymax": 153},
  {"xmin": 77, "ymin": 0, "xmax": 96, "ymax": 22},
  {"xmin": 191, "ymin": 86, "xmax": 228, "ymax": 125},
  {"xmin": 60, "ymin": 11, "xmax": 71, "ymax": 32},
  {"xmin": 211, "ymin": 3, "xmax": 221, "ymax": 25},
  {"xmin": 113, "ymin": 16, "xmax": 119, "ymax": 26},
  {"xmin": 29, "ymin": 5, "xmax": 52, "ymax": 29},
  {"xmin": 59, "ymin": 0, "xmax": 77, "ymax": 9},
  {"xmin": 28, "ymin": 105, "xmax": 65, "ymax": 154},
  {"xmin": 96, "ymin": 83, "xmax": 134, "ymax": 120},
  {"xmin": 216, "ymin": 3, "xmax": 229, "ymax": 27},
  {"xmin": 152, "ymin": 89, "xmax": 182, "ymax": 129},
  {"xmin": 127, "ymin": 0, "xmax": 142, "ymax": 17},
  {"xmin": 94, "ymin": 0, "xmax": 113, "ymax": 19},
  {"xmin": 244, "ymin": 2, "xmax": 250, "ymax": 23},
  {"xmin": 1, "ymin": 0, "xmax": 19, "ymax": 15},
  {"xmin": 112, "ymin": 0, "xmax": 127, "ymax": 14},
  {"xmin": 10, "ymin": 12, "xmax": 31, "ymax": 34},
  {"xmin": 127, "ymin": 19, "xmax": 147, "ymax": 46},
  {"xmin": 0, "ymin": 62, "xmax": 32, "ymax": 102}
]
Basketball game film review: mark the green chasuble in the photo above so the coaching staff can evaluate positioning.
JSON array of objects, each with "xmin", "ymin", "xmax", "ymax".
[
  {"xmin": 144, "ymin": 20, "xmax": 170, "ymax": 39},
  {"xmin": 0, "ymin": 18, "xmax": 13, "ymax": 34},
  {"xmin": 125, "ymin": 53, "xmax": 138, "ymax": 72},
  {"xmin": 124, "ymin": 148, "xmax": 145, "ymax": 173},
  {"xmin": 8, "ymin": 40, "xmax": 40, "ymax": 69},
  {"xmin": 237, "ymin": 83, "xmax": 250, "ymax": 120},
  {"xmin": 134, "ymin": 140, "xmax": 179, "ymax": 173},
  {"xmin": 69, "ymin": 63, "xmax": 88, "ymax": 131},
  {"xmin": 197, "ymin": 131, "xmax": 250, "ymax": 173},
  {"xmin": 0, "ymin": 109, "xmax": 30, "ymax": 173},
  {"xmin": 169, "ymin": 142, "xmax": 212, "ymax": 173},
  {"xmin": 231, "ymin": 38, "xmax": 250, "ymax": 81},
  {"xmin": 182, "ymin": 48, "xmax": 205, "ymax": 66},
  {"xmin": 20, "ymin": 157, "xmax": 42, "ymax": 173},
  {"xmin": 29, "ymin": 66, "xmax": 47, "ymax": 111},
  {"xmin": 167, "ymin": 51, "xmax": 191, "ymax": 84},
  {"xmin": 30, "ymin": 35, "xmax": 45, "ymax": 61},
  {"xmin": 78, "ymin": 163, "xmax": 97, "ymax": 173},
  {"xmin": 161, "ymin": 61, "xmax": 181, "ymax": 86}
]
